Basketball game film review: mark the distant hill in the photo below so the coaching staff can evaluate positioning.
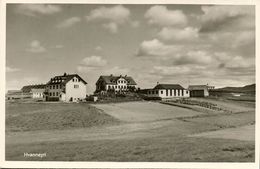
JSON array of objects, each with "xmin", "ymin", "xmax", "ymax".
[{"xmin": 212, "ymin": 84, "xmax": 255, "ymax": 94}]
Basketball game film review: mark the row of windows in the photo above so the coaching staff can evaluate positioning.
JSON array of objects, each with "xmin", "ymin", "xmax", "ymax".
[
  {"xmin": 118, "ymin": 80, "xmax": 126, "ymax": 84},
  {"xmin": 49, "ymin": 84, "xmax": 62, "ymax": 90},
  {"xmin": 148, "ymin": 90, "xmax": 159, "ymax": 95},
  {"xmin": 49, "ymin": 92, "xmax": 59, "ymax": 97},
  {"xmin": 166, "ymin": 89, "xmax": 184, "ymax": 96},
  {"xmin": 108, "ymin": 85, "xmax": 127, "ymax": 89},
  {"xmin": 72, "ymin": 78, "xmax": 80, "ymax": 82},
  {"xmin": 148, "ymin": 89, "xmax": 189, "ymax": 97}
]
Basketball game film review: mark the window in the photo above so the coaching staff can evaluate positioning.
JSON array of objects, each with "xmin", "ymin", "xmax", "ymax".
[
  {"xmin": 53, "ymin": 92, "xmax": 55, "ymax": 96},
  {"xmin": 173, "ymin": 89, "xmax": 175, "ymax": 96},
  {"xmin": 74, "ymin": 85, "xmax": 79, "ymax": 88},
  {"xmin": 72, "ymin": 79, "xmax": 74, "ymax": 82},
  {"xmin": 170, "ymin": 89, "xmax": 172, "ymax": 96},
  {"xmin": 161, "ymin": 90, "xmax": 163, "ymax": 94},
  {"xmin": 166, "ymin": 89, "xmax": 168, "ymax": 96},
  {"xmin": 156, "ymin": 90, "xmax": 158, "ymax": 94},
  {"xmin": 186, "ymin": 90, "xmax": 189, "ymax": 94},
  {"xmin": 56, "ymin": 92, "xmax": 59, "ymax": 96},
  {"xmin": 182, "ymin": 90, "xmax": 184, "ymax": 96},
  {"xmin": 50, "ymin": 92, "xmax": 52, "ymax": 96},
  {"xmin": 50, "ymin": 86, "xmax": 52, "ymax": 89}
]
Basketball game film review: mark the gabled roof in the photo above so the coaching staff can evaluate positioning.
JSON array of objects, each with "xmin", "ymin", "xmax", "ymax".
[
  {"xmin": 97, "ymin": 75, "xmax": 137, "ymax": 85},
  {"xmin": 21, "ymin": 84, "xmax": 46, "ymax": 93},
  {"xmin": 46, "ymin": 73, "xmax": 87, "ymax": 85},
  {"xmin": 154, "ymin": 84, "xmax": 184, "ymax": 90},
  {"xmin": 188, "ymin": 85, "xmax": 208, "ymax": 90}
]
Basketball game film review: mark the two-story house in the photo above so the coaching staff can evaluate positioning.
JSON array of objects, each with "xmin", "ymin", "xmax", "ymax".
[
  {"xmin": 45, "ymin": 73, "xmax": 87, "ymax": 102},
  {"xmin": 95, "ymin": 74, "xmax": 137, "ymax": 93}
]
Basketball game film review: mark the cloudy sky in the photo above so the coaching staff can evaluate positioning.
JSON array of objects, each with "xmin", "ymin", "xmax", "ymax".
[{"xmin": 6, "ymin": 4, "xmax": 255, "ymax": 93}]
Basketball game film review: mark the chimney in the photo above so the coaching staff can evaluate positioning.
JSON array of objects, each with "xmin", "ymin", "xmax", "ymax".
[
  {"xmin": 120, "ymin": 75, "xmax": 122, "ymax": 78},
  {"xmin": 125, "ymin": 75, "xmax": 127, "ymax": 77},
  {"xmin": 110, "ymin": 74, "xmax": 113, "ymax": 77},
  {"xmin": 64, "ymin": 72, "xmax": 67, "ymax": 76},
  {"xmin": 157, "ymin": 82, "xmax": 159, "ymax": 85}
]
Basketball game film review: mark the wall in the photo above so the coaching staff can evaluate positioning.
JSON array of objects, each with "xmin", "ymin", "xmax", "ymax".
[
  {"xmin": 65, "ymin": 77, "xmax": 87, "ymax": 102},
  {"xmin": 158, "ymin": 89, "xmax": 190, "ymax": 98}
]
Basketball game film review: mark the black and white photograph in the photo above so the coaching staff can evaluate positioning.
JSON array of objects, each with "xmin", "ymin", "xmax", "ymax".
[{"xmin": 1, "ymin": 0, "xmax": 259, "ymax": 167}]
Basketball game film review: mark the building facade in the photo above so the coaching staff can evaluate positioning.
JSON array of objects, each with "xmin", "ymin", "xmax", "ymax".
[
  {"xmin": 147, "ymin": 84, "xmax": 190, "ymax": 99},
  {"xmin": 188, "ymin": 85, "xmax": 215, "ymax": 97},
  {"xmin": 45, "ymin": 73, "xmax": 87, "ymax": 102},
  {"xmin": 31, "ymin": 88, "xmax": 45, "ymax": 99},
  {"xmin": 95, "ymin": 75, "xmax": 137, "ymax": 93},
  {"xmin": 21, "ymin": 84, "xmax": 46, "ymax": 99}
]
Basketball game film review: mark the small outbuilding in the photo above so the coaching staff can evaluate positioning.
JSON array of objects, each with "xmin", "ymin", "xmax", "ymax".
[{"xmin": 188, "ymin": 85, "xmax": 214, "ymax": 97}]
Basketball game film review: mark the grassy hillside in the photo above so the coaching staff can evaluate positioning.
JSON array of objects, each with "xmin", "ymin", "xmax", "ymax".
[
  {"xmin": 213, "ymin": 84, "xmax": 255, "ymax": 93},
  {"xmin": 6, "ymin": 102, "xmax": 120, "ymax": 132}
]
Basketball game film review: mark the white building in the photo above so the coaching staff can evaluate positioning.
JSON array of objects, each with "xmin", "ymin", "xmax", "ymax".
[
  {"xmin": 45, "ymin": 73, "xmax": 87, "ymax": 102},
  {"xmin": 21, "ymin": 84, "xmax": 46, "ymax": 99},
  {"xmin": 95, "ymin": 74, "xmax": 137, "ymax": 93},
  {"xmin": 31, "ymin": 88, "xmax": 45, "ymax": 99},
  {"xmin": 147, "ymin": 84, "xmax": 190, "ymax": 99}
]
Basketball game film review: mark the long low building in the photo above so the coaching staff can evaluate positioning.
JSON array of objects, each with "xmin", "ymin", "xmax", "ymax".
[
  {"xmin": 146, "ymin": 83, "xmax": 190, "ymax": 99},
  {"xmin": 6, "ymin": 90, "xmax": 32, "ymax": 100}
]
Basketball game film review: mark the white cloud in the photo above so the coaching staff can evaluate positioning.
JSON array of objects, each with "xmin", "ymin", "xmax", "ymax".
[
  {"xmin": 16, "ymin": 4, "xmax": 61, "ymax": 17},
  {"xmin": 81, "ymin": 56, "xmax": 107, "ymax": 67},
  {"xmin": 224, "ymin": 56, "xmax": 254, "ymax": 69},
  {"xmin": 57, "ymin": 17, "xmax": 81, "ymax": 28},
  {"xmin": 6, "ymin": 66, "xmax": 20, "ymax": 73},
  {"xmin": 232, "ymin": 30, "xmax": 255, "ymax": 48},
  {"xmin": 200, "ymin": 5, "xmax": 254, "ymax": 32},
  {"xmin": 174, "ymin": 50, "xmax": 213, "ymax": 65},
  {"xmin": 157, "ymin": 27, "xmax": 199, "ymax": 41},
  {"xmin": 26, "ymin": 40, "xmax": 46, "ymax": 53},
  {"xmin": 86, "ymin": 5, "xmax": 130, "ymax": 24},
  {"xmin": 145, "ymin": 5, "xmax": 187, "ymax": 27},
  {"xmin": 86, "ymin": 5, "xmax": 131, "ymax": 33},
  {"xmin": 131, "ymin": 20, "xmax": 140, "ymax": 28},
  {"xmin": 95, "ymin": 46, "xmax": 102, "ymax": 51},
  {"xmin": 136, "ymin": 39, "xmax": 182, "ymax": 57},
  {"xmin": 102, "ymin": 22, "xmax": 118, "ymax": 33}
]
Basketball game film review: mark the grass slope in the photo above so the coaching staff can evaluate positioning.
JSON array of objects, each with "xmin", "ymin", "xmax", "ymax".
[{"xmin": 6, "ymin": 102, "xmax": 120, "ymax": 132}]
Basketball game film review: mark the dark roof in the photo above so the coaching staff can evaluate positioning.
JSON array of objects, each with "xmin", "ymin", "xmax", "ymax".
[
  {"xmin": 46, "ymin": 73, "xmax": 87, "ymax": 85},
  {"xmin": 21, "ymin": 84, "xmax": 46, "ymax": 93},
  {"xmin": 153, "ymin": 84, "xmax": 184, "ymax": 90},
  {"xmin": 97, "ymin": 75, "xmax": 137, "ymax": 85},
  {"xmin": 188, "ymin": 85, "xmax": 208, "ymax": 90}
]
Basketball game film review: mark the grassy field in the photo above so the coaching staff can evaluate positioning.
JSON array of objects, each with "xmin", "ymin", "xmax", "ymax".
[
  {"xmin": 6, "ymin": 102, "xmax": 119, "ymax": 132},
  {"xmin": 5, "ymin": 98, "xmax": 255, "ymax": 162}
]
